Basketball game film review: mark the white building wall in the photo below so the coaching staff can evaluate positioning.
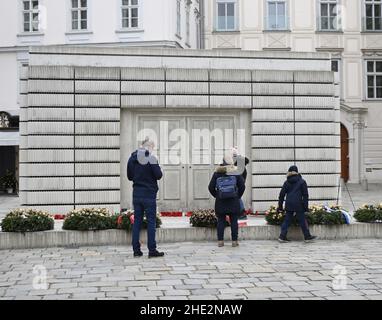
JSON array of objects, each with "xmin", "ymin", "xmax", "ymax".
[{"xmin": 204, "ymin": 0, "xmax": 382, "ymax": 183}]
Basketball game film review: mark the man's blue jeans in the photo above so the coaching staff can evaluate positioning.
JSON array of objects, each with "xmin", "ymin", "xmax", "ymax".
[
  {"xmin": 132, "ymin": 197, "xmax": 157, "ymax": 254},
  {"xmin": 280, "ymin": 211, "xmax": 311, "ymax": 239}
]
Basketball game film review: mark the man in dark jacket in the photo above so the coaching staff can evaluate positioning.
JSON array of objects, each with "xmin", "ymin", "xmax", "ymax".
[
  {"xmin": 278, "ymin": 165, "xmax": 317, "ymax": 243},
  {"xmin": 208, "ymin": 158, "xmax": 245, "ymax": 247},
  {"xmin": 127, "ymin": 138, "xmax": 164, "ymax": 258}
]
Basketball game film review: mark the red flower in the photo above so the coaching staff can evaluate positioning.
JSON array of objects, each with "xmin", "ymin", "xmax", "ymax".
[
  {"xmin": 117, "ymin": 215, "xmax": 123, "ymax": 227},
  {"xmin": 130, "ymin": 214, "xmax": 135, "ymax": 225}
]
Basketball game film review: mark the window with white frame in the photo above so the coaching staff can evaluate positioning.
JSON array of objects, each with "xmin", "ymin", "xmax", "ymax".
[
  {"xmin": 365, "ymin": 0, "xmax": 382, "ymax": 31},
  {"xmin": 266, "ymin": 0, "xmax": 288, "ymax": 30},
  {"xmin": 176, "ymin": 0, "xmax": 181, "ymax": 36},
  {"xmin": 71, "ymin": 0, "xmax": 88, "ymax": 30},
  {"xmin": 366, "ymin": 60, "xmax": 382, "ymax": 99},
  {"xmin": 216, "ymin": 0, "xmax": 236, "ymax": 31},
  {"xmin": 121, "ymin": 0, "xmax": 139, "ymax": 29},
  {"xmin": 186, "ymin": 3, "xmax": 190, "ymax": 44},
  {"xmin": 22, "ymin": 0, "xmax": 39, "ymax": 32},
  {"xmin": 319, "ymin": 0, "xmax": 339, "ymax": 31}
]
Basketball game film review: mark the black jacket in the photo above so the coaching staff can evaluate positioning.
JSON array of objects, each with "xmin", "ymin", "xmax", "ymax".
[
  {"xmin": 208, "ymin": 165, "xmax": 245, "ymax": 216},
  {"xmin": 127, "ymin": 148, "xmax": 163, "ymax": 199},
  {"xmin": 278, "ymin": 172, "xmax": 309, "ymax": 212}
]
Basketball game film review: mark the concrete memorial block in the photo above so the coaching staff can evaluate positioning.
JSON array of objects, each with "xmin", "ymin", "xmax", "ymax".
[
  {"xmin": 295, "ymin": 148, "xmax": 339, "ymax": 160},
  {"xmin": 121, "ymin": 95, "xmax": 165, "ymax": 108},
  {"xmin": 20, "ymin": 177, "xmax": 74, "ymax": 191},
  {"xmin": 252, "ymin": 174, "xmax": 338, "ymax": 188},
  {"xmin": 28, "ymin": 80, "xmax": 74, "ymax": 93},
  {"xmin": 75, "ymin": 122, "xmax": 120, "ymax": 135},
  {"xmin": 251, "ymin": 135, "xmax": 294, "ymax": 148},
  {"xmin": 75, "ymin": 67, "xmax": 119, "ymax": 80},
  {"xmin": 75, "ymin": 81, "xmax": 120, "ymax": 94},
  {"xmin": 121, "ymin": 67, "xmax": 165, "ymax": 81},
  {"xmin": 22, "ymin": 47, "xmax": 338, "ymax": 212},
  {"xmin": 295, "ymin": 109, "xmax": 335, "ymax": 121},
  {"xmin": 24, "ymin": 150, "xmax": 74, "ymax": 162},
  {"xmin": 75, "ymin": 163, "xmax": 120, "ymax": 176},
  {"xmin": 19, "ymin": 122, "xmax": 28, "ymax": 135},
  {"xmin": 251, "ymin": 148, "xmax": 295, "ymax": 161},
  {"xmin": 27, "ymin": 136, "xmax": 74, "ymax": 149},
  {"xmin": 295, "ymin": 96, "xmax": 336, "ymax": 108},
  {"xmin": 28, "ymin": 108, "xmax": 74, "ymax": 121},
  {"xmin": 28, "ymin": 122, "xmax": 74, "ymax": 135},
  {"xmin": 28, "ymin": 94, "xmax": 74, "ymax": 107},
  {"xmin": 166, "ymin": 95, "xmax": 208, "ymax": 108},
  {"xmin": 294, "ymin": 71, "xmax": 334, "ymax": 83},
  {"xmin": 252, "ymin": 122, "xmax": 294, "ymax": 134},
  {"xmin": 75, "ymin": 108, "xmax": 120, "ymax": 121},
  {"xmin": 210, "ymin": 69, "xmax": 251, "ymax": 82},
  {"xmin": 166, "ymin": 82, "xmax": 208, "ymax": 95},
  {"xmin": 166, "ymin": 68, "xmax": 208, "ymax": 81},
  {"xmin": 296, "ymin": 136, "xmax": 338, "ymax": 148},
  {"xmin": 210, "ymin": 95, "xmax": 251, "ymax": 108},
  {"xmin": 121, "ymin": 81, "xmax": 165, "ymax": 94},
  {"xmin": 75, "ymin": 95, "xmax": 119, "ymax": 107},
  {"xmin": 20, "ymin": 163, "xmax": 74, "ymax": 177},
  {"xmin": 252, "ymin": 96, "xmax": 293, "ymax": 108},
  {"xmin": 253, "ymin": 83, "xmax": 294, "ymax": 95},
  {"xmin": 294, "ymin": 83, "xmax": 335, "ymax": 96},
  {"xmin": 252, "ymin": 109, "xmax": 294, "ymax": 121},
  {"xmin": 75, "ymin": 190, "xmax": 120, "ymax": 204},
  {"xmin": 27, "ymin": 191, "xmax": 74, "ymax": 204},
  {"xmin": 295, "ymin": 122, "xmax": 336, "ymax": 134},
  {"xmin": 75, "ymin": 136, "xmax": 120, "ymax": 148},
  {"xmin": 252, "ymin": 70, "xmax": 294, "ymax": 82},
  {"xmin": 75, "ymin": 177, "xmax": 120, "ymax": 190},
  {"xmin": 210, "ymin": 82, "xmax": 251, "ymax": 95},
  {"xmin": 75, "ymin": 150, "xmax": 119, "ymax": 162},
  {"xmin": 29, "ymin": 66, "xmax": 74, "ymax": 79}
]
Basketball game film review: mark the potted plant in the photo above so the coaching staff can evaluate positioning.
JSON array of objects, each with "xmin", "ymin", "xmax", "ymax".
[{"xmin": 0, "ymin": 170, "xmax": 17, "ymax": 194}]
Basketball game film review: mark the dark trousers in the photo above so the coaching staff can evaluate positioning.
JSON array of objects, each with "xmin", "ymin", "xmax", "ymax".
[
  {"xmin": 217, "ymin": 214, "xmax": 238, "ymax": 241},
  {"xmin": 280, "ymin": 210, "xmax": 311, "ymax": 239},
  {"xmin": 132, "ymin": 197, "xmax": 157, "ymax": 253}
]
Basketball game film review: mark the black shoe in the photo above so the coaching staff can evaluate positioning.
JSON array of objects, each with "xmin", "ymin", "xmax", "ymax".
[
  {"xmin": 133, "ymin": 251, "xmax": 143, "ymax": 257},
  {"xmin": 148, "ymin": 250, "xmax": 165, "ymax": 258},
  {"xmin": 278, "ymin": 236, "xmax": 291, "ymax": 243},
  {"xmin": 304, "ymin": 235, "xmax": 317, "ymax": 243}
]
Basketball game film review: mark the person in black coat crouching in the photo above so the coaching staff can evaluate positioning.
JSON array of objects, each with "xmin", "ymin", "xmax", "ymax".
[
  {"xmin": 208, "ymin": 155, "xmax": 245, "ymax": 247},
  {"xmin": 278, "ymin": 165, "xmax": 317, "ymax": 243}
]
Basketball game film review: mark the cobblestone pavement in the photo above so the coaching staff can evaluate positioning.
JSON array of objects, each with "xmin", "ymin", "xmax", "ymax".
[{"xmin": 1, "ymin": 239, "xmax": 382, "ymax": 300}]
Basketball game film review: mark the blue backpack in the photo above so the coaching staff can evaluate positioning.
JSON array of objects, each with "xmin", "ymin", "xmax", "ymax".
[{"xmin": 216, "ymin": 176, "xmax": 238, "ymax": 199}]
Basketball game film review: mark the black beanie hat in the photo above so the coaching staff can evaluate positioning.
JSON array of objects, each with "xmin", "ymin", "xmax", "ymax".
[{"xmin": 288, "ymin": 165, "xmax": 298, "ymax": 173}]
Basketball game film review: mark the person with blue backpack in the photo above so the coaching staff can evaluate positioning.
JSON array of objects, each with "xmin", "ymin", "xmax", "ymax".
[
  {"xmin": 208, "ymin": 155, "xmax": 245, "ymax": 247},
  {"xmin": 278, "ymin": 165, "xmax": 317, "ymax": 243}
]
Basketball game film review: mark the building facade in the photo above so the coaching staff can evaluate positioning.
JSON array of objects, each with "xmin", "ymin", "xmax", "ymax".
[
  {"xmin": 0, "ymin": 0, "xmax": 202, "ymax": 193},
  {"xmin": 204, "ymin": 0, "xmax": 382, "ymax": 184}
]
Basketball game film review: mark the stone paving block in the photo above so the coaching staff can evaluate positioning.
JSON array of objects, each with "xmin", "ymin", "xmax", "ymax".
[
  {"xmin": 164, "ymin": 290, "xmax": 190, "ymax": 296},
  {"xmin": 159, "ymin": 296, "xmax": 189, "ymax": 300},
  {"xmin": 189, "ymin": 295, "xmax": 218, "ymax": 300}
]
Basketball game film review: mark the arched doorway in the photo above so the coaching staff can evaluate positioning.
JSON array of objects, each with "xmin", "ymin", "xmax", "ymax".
[{"xmin": 340, "ymin": 124, "xmax": 349, "ymax": 182}]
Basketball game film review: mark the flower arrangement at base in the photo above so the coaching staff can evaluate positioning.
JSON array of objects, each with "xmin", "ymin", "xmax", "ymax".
[
  {"xmin": 112, "ymin": 210, "xmax": 162, "ymax": 230},
  {"xmin": 189, "ymin": 209, "xmax": 230, "ymax": 228},
  {"xmin": 63, "ymin": 208, "xmax": 114, "ymax": 231},
  {"xmin": 265, "ymin": 205, "xmax": 347, "ymax": 226},
  {"xmin": 0, "ymin": 208, "xmax": 54, "ymax": 232},
  {"xmin": 354, "ymin": 204, "xmax": 382, "ymax": 223}
]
